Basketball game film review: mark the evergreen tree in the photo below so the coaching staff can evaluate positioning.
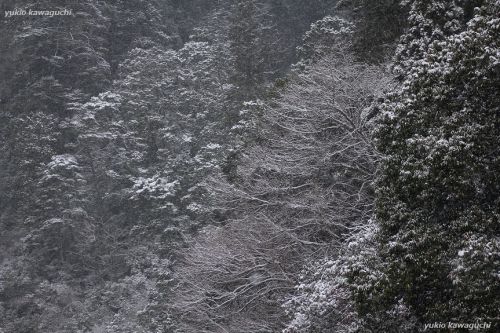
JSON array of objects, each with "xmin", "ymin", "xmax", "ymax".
[
  {"xmin": 373, "ymin": 0, "xmax": 500, "ymax": 329},
  {"xmin": 228, "ymin": 0, "xmax": 267, "ymax": 99},
  {"xmin": 338, "ymin": 0, "xmax": 407, "ymax": 62}
]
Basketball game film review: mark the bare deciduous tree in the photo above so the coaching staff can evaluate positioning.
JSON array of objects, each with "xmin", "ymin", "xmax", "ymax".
[{"xmin": 171, "ymin": 53, "xmax": 391, "ymax": 332}]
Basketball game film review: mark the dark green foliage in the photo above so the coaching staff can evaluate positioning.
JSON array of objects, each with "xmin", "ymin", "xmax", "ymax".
[
  {"xmin": 373, "ymin": 0, "xmax": 500, "ymax": 329},
  {"xmin": 338, "ymin": 0, "xmax": 407, "ymax": 62}
]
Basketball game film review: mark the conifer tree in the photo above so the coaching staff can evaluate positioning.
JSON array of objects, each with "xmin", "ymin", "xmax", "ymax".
[{"xmin": 374, "ymin": 0, "xmax": 500, "ymax": 328}]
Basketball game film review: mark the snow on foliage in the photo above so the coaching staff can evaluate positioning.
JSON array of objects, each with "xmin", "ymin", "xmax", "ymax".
[
  {"xmin": 131, "ymin": 175, "xmax": 178, "ymax": 199},
  {"xmin": 374, "ymin": 0, "xmax": 500, "ymax": 328}
]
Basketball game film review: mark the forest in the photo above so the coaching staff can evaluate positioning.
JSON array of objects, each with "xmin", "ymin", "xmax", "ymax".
[{"xmin": 0, "ymin": 0, "xmax": 498, "ymax": 332}]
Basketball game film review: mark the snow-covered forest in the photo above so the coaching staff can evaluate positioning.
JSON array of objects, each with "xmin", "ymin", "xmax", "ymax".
[{"xmin": 0, "ymin": 0, "xmax": 498, "ymax": 332}]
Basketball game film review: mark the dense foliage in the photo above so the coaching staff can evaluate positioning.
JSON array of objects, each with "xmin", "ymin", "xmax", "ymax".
[
  {"xmin": 1, "ymin": 0, "xmax": 498, "ymax": 332},
  {"xmin": 374, "ymin": 0, "xmax": 500, "ymax": 327}
]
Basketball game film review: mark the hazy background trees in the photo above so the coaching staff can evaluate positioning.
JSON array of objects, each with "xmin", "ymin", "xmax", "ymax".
[{"xmin": 1, "ymin": 0, "xmax": 356, "ymax": 331}]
